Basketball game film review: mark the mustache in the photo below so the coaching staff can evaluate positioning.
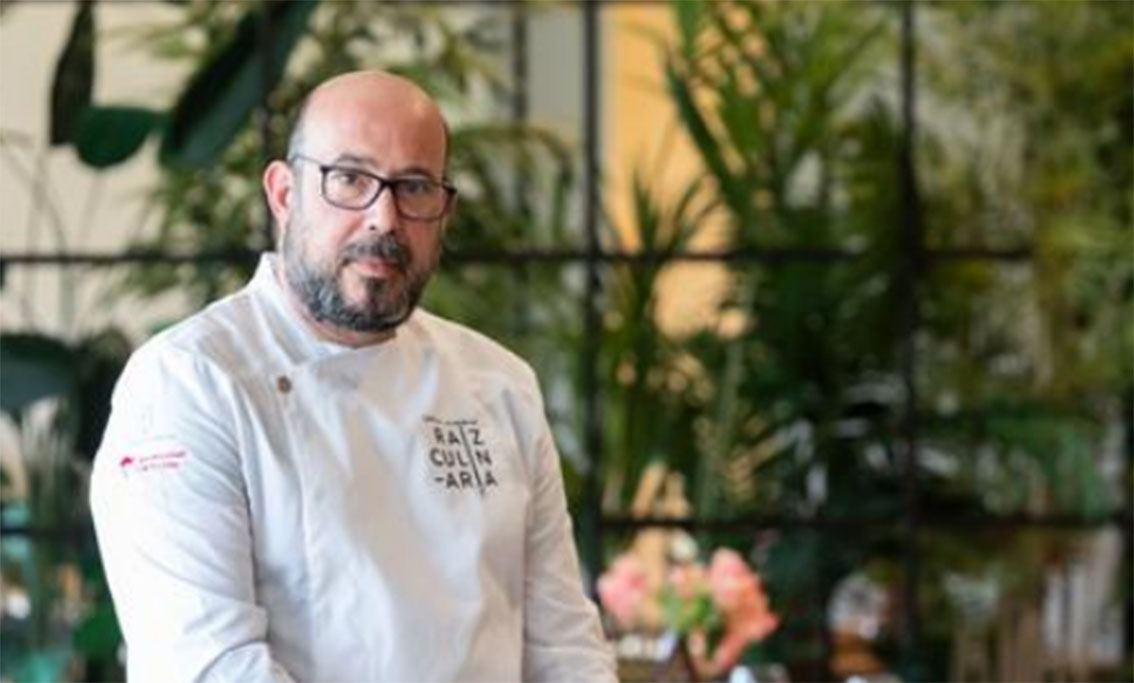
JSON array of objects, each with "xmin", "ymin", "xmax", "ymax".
[{"xmin": 341, "ymin": 235, "xmax": 409, "ymax": 271}]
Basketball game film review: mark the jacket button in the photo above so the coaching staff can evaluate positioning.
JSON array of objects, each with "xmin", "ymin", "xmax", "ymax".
[{"xmin": 276, "ymin": 376, "xmax": 292, "ymax": 393}]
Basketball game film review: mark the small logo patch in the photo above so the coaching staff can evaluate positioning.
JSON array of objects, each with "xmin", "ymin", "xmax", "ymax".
[
  {"xmin": 423, "ymin": 416, "xmax": 498, "ymax": 493},
  {"xmin": 119, "ymin": 448, "xmax": 187, "ymax": 477}
]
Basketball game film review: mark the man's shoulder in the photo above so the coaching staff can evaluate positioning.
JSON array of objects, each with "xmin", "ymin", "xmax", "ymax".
[
  {"xmin": 131, "ymin": 285, "xmax": 270, "ymax": 376},
  {"xmin": 412, "ymin": 310, "xmax": 538, "ymax": 387}
]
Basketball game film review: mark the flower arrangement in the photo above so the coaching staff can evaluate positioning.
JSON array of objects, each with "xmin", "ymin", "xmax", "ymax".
[{"xmin": 598, "ymin": 547, "xmax": 779, "ymax": 679}]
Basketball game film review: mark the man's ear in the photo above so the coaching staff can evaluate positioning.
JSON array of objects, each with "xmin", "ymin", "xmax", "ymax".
[{"xmin": 263, "ymin": 160, "xmax": 296, "ymax": 232}]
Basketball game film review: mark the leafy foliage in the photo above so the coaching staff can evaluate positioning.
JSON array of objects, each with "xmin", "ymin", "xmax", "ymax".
[
  {"xmin": 49, "ymin": 0, "xmax": 94, "ymax": 146},
  {"xmin": 101, "ymin": 2, "xmax": 580, "ymax": 318},
  {"xmin": 621, "ymin": 0, "xmax": 1130, "ymax": 678},
  {"xmin": 75, "ymin": 106, "xmax": 163, "ymax": 169}
]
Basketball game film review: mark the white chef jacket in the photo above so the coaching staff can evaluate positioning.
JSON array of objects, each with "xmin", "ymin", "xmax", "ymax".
[{"xmin": 90, "ymin": 254, "xmax": 615, "ymax": 682}]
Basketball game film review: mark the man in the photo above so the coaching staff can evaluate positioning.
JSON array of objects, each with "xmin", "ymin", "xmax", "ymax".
[{"xmin": 90, "ymin": 70, "xmax": 616, "ymax": 682}]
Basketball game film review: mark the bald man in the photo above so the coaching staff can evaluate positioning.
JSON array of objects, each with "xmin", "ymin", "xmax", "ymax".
[{"xmin": 90, "ymin": 71, "xmax": 616, "ymax": 682}]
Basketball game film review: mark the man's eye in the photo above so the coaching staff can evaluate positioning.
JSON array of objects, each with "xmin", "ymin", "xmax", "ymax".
[
  {"xmin": 328, "ymin": 170, "xmax": 365, "ymax": 187},
  {"xmin": 399, "ymin": 179, "xmax": 434, "ymax": 196}
]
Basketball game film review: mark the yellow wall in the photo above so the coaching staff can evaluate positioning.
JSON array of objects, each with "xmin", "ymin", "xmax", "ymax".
[{"xmin": 604, "ymin": 4, "xmax": 730, "ymax": 338}]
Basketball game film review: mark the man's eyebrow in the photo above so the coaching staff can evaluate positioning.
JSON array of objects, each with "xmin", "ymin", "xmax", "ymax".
[
  {"xmin": 330, "ymin": 152, "xmax": 378, "ymax": 168},
  {"xmin": 395, "ymin": 165, "xmax": 439, "ymax": 179},
  {"xmin": 329, "ymin": 153, "xmax": 438, "ymax": 180}
]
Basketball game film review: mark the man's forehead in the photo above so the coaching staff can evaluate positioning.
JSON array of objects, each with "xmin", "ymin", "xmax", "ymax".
[{"xmin": 302, "ymin": 99, "xmax": 445, "ymax": 167}]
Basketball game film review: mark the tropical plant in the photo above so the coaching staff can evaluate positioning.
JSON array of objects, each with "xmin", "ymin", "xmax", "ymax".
[
  {"xmin": 915, "ymin": 0, "xmax": 1132, "ymax": 507},
  {"xmin": 623, "ymin": 0, "xmax": 1131, "ymax": 678},
  {"xmin": 597, "ymin": 166, "xmax": 716, "ymax": 511},
  {"xmin": 641, "ymin": 3, "xmax": 902, "ymax": 674}
]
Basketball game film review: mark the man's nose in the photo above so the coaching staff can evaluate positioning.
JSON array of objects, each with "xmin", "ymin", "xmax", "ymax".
[{"xmin": 364, "ymin": 184, "xmax": 400, "ymax": 233}]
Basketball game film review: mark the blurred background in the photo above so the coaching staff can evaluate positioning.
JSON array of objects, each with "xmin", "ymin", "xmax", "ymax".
[{"xmin": 0, "ymin": 0, "xmax": 1130, "ymax": 681}]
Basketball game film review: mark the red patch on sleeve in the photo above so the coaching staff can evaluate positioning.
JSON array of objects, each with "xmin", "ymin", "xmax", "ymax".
[{"xmin": 119, "ymin": 449, "xmax": 187, "ymax": 476}]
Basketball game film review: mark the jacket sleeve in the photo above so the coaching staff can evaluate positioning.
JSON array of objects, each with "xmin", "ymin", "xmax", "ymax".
[
  {"xmin": 521, "ymin": 418, "xmax": 617, "ymax": 682},
  {"xmin": 89, "ymin": 343, "xmax": 295, "ymax": 683}
]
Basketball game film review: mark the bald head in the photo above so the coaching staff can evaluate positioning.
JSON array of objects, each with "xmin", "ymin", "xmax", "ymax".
[{"xmin": 286, "ymin": 70, "xmax": 449, "ymax": 172}]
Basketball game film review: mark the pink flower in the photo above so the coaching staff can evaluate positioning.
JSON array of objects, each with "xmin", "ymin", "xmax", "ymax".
[
  {"xmin": 597, "ymin": 555, "xmax": 649, "ymax": 629},
  {"xmin": 707, "ymin": 548, "xmax": 758, "ymax": 610},
  {"xmin": 729, "ymin": 588, "xmax": 779, "ymax": 643},
  {"xmin": 693, "ymin": 549, "xmax": 780, "ymax": 676}
]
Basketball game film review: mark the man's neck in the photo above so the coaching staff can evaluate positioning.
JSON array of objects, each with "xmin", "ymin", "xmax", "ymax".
[{"xmin": 273, "ymin": 260, "xmax": 396, "ymax": 349}]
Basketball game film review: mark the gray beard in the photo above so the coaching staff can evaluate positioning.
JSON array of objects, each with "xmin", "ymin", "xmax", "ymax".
[{"xmin": 283, "ymin": 229, "xmax": 435, "ymax": 333}]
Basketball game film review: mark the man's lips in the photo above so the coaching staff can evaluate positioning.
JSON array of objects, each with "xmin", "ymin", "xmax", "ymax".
[{"xmin": 347, "ymin": 256, "xmax": 403, "ymax": 278}]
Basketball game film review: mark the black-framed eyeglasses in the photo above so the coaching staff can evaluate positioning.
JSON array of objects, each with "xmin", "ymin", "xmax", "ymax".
[{"xmin": 289, "ymin": 153, "xmax": 457, "ymax": 220}]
